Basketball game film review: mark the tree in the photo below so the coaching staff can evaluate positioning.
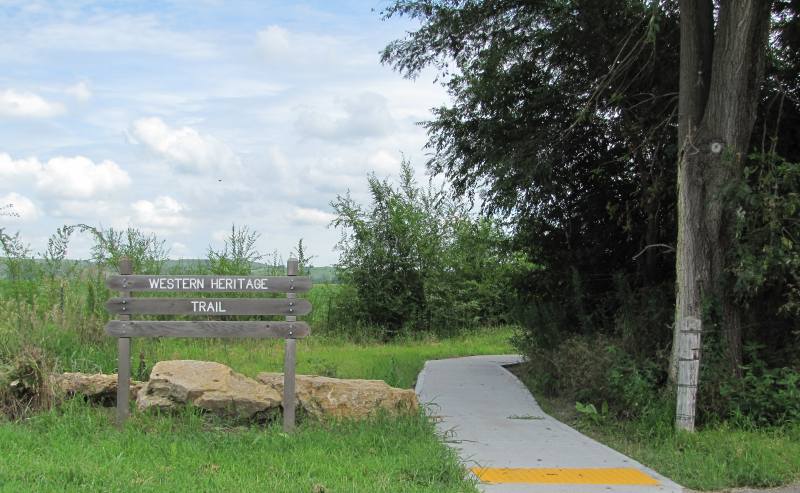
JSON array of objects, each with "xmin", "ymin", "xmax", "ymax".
[
  {"xmin": 673, "ymin": 1, "xmax": 772, "ymax": 381},
  {"xmin": 382, "ymin": 0, "xmax": 682, "ymax": 347},
  {"xmin": 331, "ymin": 161, "xmax": 521, "ymax": 337},
  {"xmin": 382, "ymin": 0, "xmax": 799, "ymax": 426}
]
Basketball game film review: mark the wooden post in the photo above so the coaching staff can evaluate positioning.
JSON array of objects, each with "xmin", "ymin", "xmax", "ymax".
[
  {"xmin": 675, "ymin": 316, "xmax": 702, "ymax": 431},
  {"xmin": 283, "ymin": 257, "xmax": 299, "ymax": 432},
  {"xmin": 116, "ymin": 257, "xmax": 133, "ymax": 428}
]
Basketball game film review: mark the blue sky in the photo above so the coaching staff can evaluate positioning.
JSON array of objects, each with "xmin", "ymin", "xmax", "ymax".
[{"xmin": 0, "ymin": 0, "xmax": 447, "ymax": 265}]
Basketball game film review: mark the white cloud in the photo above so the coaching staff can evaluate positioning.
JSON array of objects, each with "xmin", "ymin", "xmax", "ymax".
[
  {"xmin": 256, "ymin": 25, "xmax": 291, "ymax": 61},
  {"xmin": 0, "ymin": 192, "xmax": 39, "ymax": 222},
  {"xmin": 367, "ymin": 150, "xmax": 402, "ymax": 174},
  {"xmin": 0, "ymin": 153, "xmax": 41, "ymax": 185},
  {"xmin": 131, "ymin": 117, "xmax": 241, "ymax": 174},
  {"xmin": 295, "ymin": 92, "xmax": 395, "ymax": 141},
  {"xmin": 131, "ymin": 195, "xmax": 190, "ymax": 231},
  {"xmin": 0, "ymin": 153, "xmax": 130, "ymax": 199},
  {"xmin": 290, "ymin": 207, "xmax": 336, "ymax": 226},
  {"xmin": 0, "ymin": 89, "xmax": 65, "ymax": 118},
  {"xmin": 65, "ymin": 81, "xmax": 91, "ymax": 102},
  {"xmin": 37, "ymin": 156, "xmax": 130, "ymax": 199}
]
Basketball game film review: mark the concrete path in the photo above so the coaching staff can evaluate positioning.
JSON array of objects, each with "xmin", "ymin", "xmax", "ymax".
[{"xmin": 415, "ymin": 355, "xmax": 685, "ymax": 493}]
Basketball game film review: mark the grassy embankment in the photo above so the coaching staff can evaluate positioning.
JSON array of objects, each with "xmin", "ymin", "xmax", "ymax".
[
  {"xmin": 0, "ymin": 277, "xmax": 514, "ymax": 492},
  {"xmin": 513, "ymin": 369, "xmax": 800, "ymax": 491}
]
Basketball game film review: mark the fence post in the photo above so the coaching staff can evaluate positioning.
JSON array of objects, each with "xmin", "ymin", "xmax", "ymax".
[
  {"xmin": 116, "ymin": 257, "xmax": 133, "ymax": 428},
  {"xmin": 675, "ymin": 316, "xmax": 702, "ymax": 431},
  {"xmin": 283, "ymin": 257, "xmax": 299, "ymax": 432}
]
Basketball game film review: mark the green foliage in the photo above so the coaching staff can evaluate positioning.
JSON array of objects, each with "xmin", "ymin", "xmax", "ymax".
[
  {"xmin": 80, "ymin": 225, "xmax": 168, "ymax": 274},
  {"xmin": 382, "ymin": 0, "xmax": 681, "ymax": 343},
  {"xmin": 520, "ymin": 365, "xmax": 800, "ymax": 490},
  {"xmin": 292, "ymin": 238, "xmax": 316, "ymax": 276},
  {"xmin": 719, "ymin": 346, "xmax": 800, "ymax": 426},
  {"xmin": 519, "ymin": 334, "xmax": 664, "ymax": 420},
  {"xmin": 383, "ymin": 0, "xmax": 800, "ymax": 424},
  {"xmin": 575, "ymin": 401, "xmax": 608, "ymax": 426},
  {"xmin": 731, "ymin": 154, "xmax": 800, "ymax": 318},
  {"xmin": 207, "ymin": 224, "xmax": 262, "ymax": 275},
  {"xmin": 331, "ymin": 161, "xmax": 527, "ymax": 337}
]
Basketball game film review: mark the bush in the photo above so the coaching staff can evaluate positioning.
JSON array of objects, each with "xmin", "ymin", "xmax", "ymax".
[
  {"xmin": 520, "ymin": 334, "xmax": 663, "ymax": 420},
  {"xmin": 0, "ymin": 347, "xmax": 55, "ymax": 420},
  {"xmin": 331, "ymin": 161, "xmax": 530, "ymax": 338},
  {"xmin": 207, "ymin": 224, "xmax": 262, "ymax": 275},
  {"xmin": 718, "ymin": 347, "xmax": 800, "ymax": 426}
]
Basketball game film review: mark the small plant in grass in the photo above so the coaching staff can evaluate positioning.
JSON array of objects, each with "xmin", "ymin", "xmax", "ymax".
[
  {"xmin": 292, "ymin": 238, "xmax": 316, "ymax": 276},
  {"xmin": 575, "ymin": 401, "xmax": 609, "ymax": 426},
  {"xmin": 0, "ymin": 346, "xmax": 55, "ymax": 420}
]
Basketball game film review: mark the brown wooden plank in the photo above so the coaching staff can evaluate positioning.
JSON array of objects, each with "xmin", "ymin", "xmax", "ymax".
[
  {"xmin": 105, "ymin": 297, "xmax": 312, "ymax": 316},
  {"xmin": 105, "ymin": 275, "xmax": 312, "ymax": 293},
  {"xmin": 105, "ymin": 320, "xmax": 310, "ymax": 339},
  {"xmin": 116, "ymin": 257, "xmax": 132, "ymax": 428}
]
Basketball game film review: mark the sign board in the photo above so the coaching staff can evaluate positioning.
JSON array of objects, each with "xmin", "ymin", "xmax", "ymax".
[
  {"xmin": 105, "ymin": 275, "xmax": 311, "ymax": 293},
  {"xmin": 105, "ymin": 258, "xmax": 311, "ymax": 432},
  {"xmin": 105, "ymin": 297, "xmax": 312, "ymax": 316},
  {"xmin": 106, "ymin": 320, "xmax": 310, "ymax": 338}
]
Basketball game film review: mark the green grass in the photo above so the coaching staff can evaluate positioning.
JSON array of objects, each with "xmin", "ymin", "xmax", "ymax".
[
  {"xmin": 15, "ymin": 325, "xmax": 515, "ymax": 388},
  {"xmin": 0, "ymin": 327, "xmax": 515, "ymax": 492},
  {"xmin": 0, "ymin": 402, "xmax": 477, "ymax": 492},
  {"xmin": 514, "ymin": 369, "xmax": 800, "ymax": 491},
  {"xmin": 611, "ymin": 422, "xmax": 800, "ymax": 489},
  {"xmin": 0, "ymin": 269, "xmax": 514, "ymax": 491}
]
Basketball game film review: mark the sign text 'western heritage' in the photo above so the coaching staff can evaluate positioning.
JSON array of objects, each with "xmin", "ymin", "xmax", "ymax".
[{"xmin": 105, "ymin": 274, "xmax": 311, "ymax": 293}]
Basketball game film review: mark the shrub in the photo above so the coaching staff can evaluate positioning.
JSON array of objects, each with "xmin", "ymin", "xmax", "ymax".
[
  {"xmin": 520, "ymin": 334, "xmax": 663, "ymax": 420},
  {"xmin": 719, "ymin": 347, "xmax": 800, "ymax": 426},
  {"xmin": 331, "ymin": 160, "xmax": 529, "ymax": 338},
  {"xmin": 0, "ymin": 347, "xmax": 55, "ymax": 420},
  {"xmin": 207, "ymin": 224, "xmax": 263, "ymax": 276}
]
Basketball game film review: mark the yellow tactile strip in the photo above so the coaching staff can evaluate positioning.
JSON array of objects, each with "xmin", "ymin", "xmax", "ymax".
[{"xmin": 471, "ymin": 467, "xmax": 660, "ymax": 485}]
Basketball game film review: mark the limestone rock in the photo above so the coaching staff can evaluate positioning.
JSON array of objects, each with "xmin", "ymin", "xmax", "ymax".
[
  {"xmin": 52, "ymin": 372, "xmax": 143, "ymax": 405},
  {"xmin": 256, "ymin": 373, "xmax": 419, "ymax": 420},
  {"xmin": 137, "ymin": 360, "xmax": 281, "ymax": 419}
]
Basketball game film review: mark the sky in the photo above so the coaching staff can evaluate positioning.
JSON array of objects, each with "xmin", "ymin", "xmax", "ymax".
[{"xmin": 0, "ymin": 0, "xmax": 448, "ymax": 265}]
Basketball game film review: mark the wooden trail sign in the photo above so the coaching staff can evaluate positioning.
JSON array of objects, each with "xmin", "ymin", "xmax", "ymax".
[
  {"xmin": 105, "ymin": 297, "xmax": 312, "ymax": 316},
  {"xmin": 105, "ymin": 258, "xmax": 311, "ymax": 432},
  {"xmin": 106, "ymin": 320, "xmax": 310, "ymax": 338},
  {"xmin": 105, "ymin": 275, "xmax": 311, "ymax": 293}
]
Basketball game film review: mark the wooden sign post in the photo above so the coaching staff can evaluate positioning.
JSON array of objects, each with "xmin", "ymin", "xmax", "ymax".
[
  {"xmin": 106, "ymin": 257, "xmax": 312, "ymax": 432},
  {"xmin": 675, "ymin": 316, "xmax": 702, "ymax": 431}
]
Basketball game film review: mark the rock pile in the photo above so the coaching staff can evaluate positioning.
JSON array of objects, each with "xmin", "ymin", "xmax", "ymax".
[
  {"xmin": 256, "ymin": 372, "xmax": 418, "ymax": 420},
  {"xmin": 51, "ymin": 360, "xmax": 419, "ymax": 421},
  {"xmin": 136, "ymin": 360, "xmax": 281, "ymax": 419},
  {"xmin": 51, "ymin": 372, "xmax": 143, "ymax": 404}
]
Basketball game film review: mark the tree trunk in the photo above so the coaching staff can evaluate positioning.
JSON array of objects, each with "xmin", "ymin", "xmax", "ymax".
[
  {"xmin": 673, "ymin": 0, "xmax": 773, "ymax": 424},
  {"xmin": 672, "ymin": 0, "xmax": 714, "ymax": 382}
]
